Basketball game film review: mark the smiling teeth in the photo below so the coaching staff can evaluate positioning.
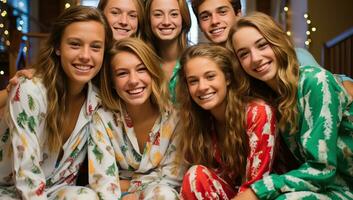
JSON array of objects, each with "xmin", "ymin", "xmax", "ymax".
[
  {"xmin": 210, "ymin": 28, "xmax": 224, "ymax": 34},
  {"xmin": 255, "ymin": 63, "xmax": 269, "ymax": 72},
  {"xmin": 75, "ymin": 65, "xmax": 91, "ymax": 71},
  {"xmin": 128, "ymin": 88, "xmax": 143, "ymax": 94},
  {"xmin": 199, "ymin": 93, "xmax": 214, "ymax": 100}
]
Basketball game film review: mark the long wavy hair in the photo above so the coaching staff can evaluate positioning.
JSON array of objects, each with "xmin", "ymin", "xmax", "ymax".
[
  {"xmin": 176, "ymin": 44, "xmax": 251, "ymax": 184},
  {"xmin": 228, "ymin": 12, "xmax": 299, "ymax": 133},
  {"xmin": 33, "ymin": 6, "xmax": 113, "ymax": 152},
  {"xmin": 144, "ymin": 0, "xmax": 191, "ymax": 54},
  {"xmin": 100, "ymin": 37, "xmax": 170, "ymax": 113},
  {"xmin": 98, "ymin": 0, "xmax": 145, "ymax": 38}
]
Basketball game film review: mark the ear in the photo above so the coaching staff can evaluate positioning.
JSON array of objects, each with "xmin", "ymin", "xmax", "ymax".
[
  {"xmin": 236, "ymin": 10, "xmax": 242, "ymax": 17},
  {"xmin": 226, "ymin": 73, "xmax": 231, "ymax": 86},
  {"xmin": 55, "ymin": 49, "xmax": 61, "ymax": 56}
]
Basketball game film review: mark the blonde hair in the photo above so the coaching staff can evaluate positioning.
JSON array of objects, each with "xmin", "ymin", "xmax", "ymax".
[
  {"xmin": 176, "ymin": 44, "xmax": 251, "ymax": 184},
  {"xmin": 144, "ymin": 0, "xmax": 191, "ymax": 54},
  {"xmin": 228, "ymin": 12, "xmax": 299, "ymax": 133},
  {"xmin": 98, "ymin": 0, "xmax": 145, "ymax": 38},
  {"xmin": 100, "ymin": 37, "xmax": 170, "ymax": 113},
  {"xmin": 33, "ymin": 6, "xmax": 113, "ymax": 152}
]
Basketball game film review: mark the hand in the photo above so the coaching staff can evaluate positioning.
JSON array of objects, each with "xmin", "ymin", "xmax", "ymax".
[
  {"xmin": 7, "ymin": 68, "xmax": 35, "ymax": 92},
  {"xmin": 232, "ymin": 188, "xmax": 259, "ymax": 200},
  {"xmin": 121, "ymin": 192, "xmax": 139, "ymax": 200},
  {"xmin": 119, "ymin": 179, "xmax": 131, "ymax": 192},
  {"xmin": 342, "ymin": 80, "xmax": 353, "ymax": 98}
]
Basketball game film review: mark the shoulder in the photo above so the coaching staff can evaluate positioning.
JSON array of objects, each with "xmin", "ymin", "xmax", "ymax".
[
  {"xmin": 299, "ymin": 66, "xmax": 340, "ymax": 91},
  {"xmin": 246, "ymin": 99, "xmax": 275, "ymax": 122},
  {"xmin": 9, "ymin": 77, "xmax": 46, "ymax": 102},
  {"xmin": 247, "ymin": 99, "xmax": 275, "ymax": 113}
]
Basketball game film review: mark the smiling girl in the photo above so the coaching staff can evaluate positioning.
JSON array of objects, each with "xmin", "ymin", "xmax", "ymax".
[
  {"xmin": 88, "ymin": 38, "xmax": 184, "ymax": 200},
  {"xmin": 0, "ymin": 6, "xmax": 113, "ymax": 199},
  {"xmin": 176, "ymin": 44, "xmax": 276, "ymax": 200}
]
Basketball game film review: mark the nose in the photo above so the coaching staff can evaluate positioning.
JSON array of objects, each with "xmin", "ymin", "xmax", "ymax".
[
  {"xmin": 118, "ymin": 13, "xmax": 128, "ymax": 26},
  {"xmin": 128, "ymin": 71, "xmax": 139, "ymax": 86},
  {"xmin": 162, "ymin": 15, "xmax": 171, "ymax": 26},
  {"xmin": 250, "ymin": 49, "xmax": 262, "ymax": 63},
  {"xmin": 197, "ymin": 78, "xmax": 208, "ymax": 91},
  {"xmin": 79, "ymin": 46, "xmax": 90, "ymax": 62},
  {"xmin": 210, "ymin": 13, "xmax": 220, "ymax": 25}
]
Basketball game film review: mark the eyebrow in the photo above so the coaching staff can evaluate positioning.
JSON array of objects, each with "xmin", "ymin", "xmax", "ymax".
[{"xmin": 236, "ymin": 37, "xmax": 265, "ymax": 54}]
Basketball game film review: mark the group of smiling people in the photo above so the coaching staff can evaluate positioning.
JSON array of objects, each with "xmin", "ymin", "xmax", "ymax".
[{"xmin": 0, "ymin": 0, "xmax": 352, "ymax": 200}]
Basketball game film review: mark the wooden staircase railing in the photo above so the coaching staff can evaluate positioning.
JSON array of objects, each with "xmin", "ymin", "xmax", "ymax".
[{"xmin": 322, "ymin": 27, "xmax": 353, "ymax": 78}]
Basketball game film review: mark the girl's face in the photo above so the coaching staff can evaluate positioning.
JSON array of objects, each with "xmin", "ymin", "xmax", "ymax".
[
  {"xmin": 150, "ymin": 0, "xmax": 182, "ymax": 42},
  {"xmin": 185, "ymin": 56, "xmax": 229, "ymax": 114},
  {"xmin": 111, "ymin": 51, "xmax": 152, "ymax": 108},
  {"xmin": 103, "ymin": 0, "xmax": 139, "ymax": 40},
  {"xmin": 232, "ymin": 26, "xmax": 278, "ymax": 89},
  {"xmin": 59, "ymin": 20, "xmax": 105, "ymax": 88}
]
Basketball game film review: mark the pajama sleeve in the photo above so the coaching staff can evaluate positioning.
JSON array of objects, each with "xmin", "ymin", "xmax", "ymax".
[
  {"xmin": 9, "ymin": 78, "xmax": 47, "ymax": 200},
  {"xmin": 251, "ymin": 67, "xmax": 344, "ymax": 199},
  {"xmin": 239, "ymin": 102, "xmax": 276, "ymax": 192},
  {"xmin": 89, "ymin": 111, "xmax": 121, "ymax": 200}
]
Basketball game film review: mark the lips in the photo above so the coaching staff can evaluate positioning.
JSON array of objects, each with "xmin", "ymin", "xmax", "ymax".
[
  {"xmin": 127, "ymin": 87, "xmax": 144, "ymax": 95},
  {"xmin": 210, "ymin": 27, "xmax": 225, "ymax": 36},
  {"xmin": 159, "ymin": 28, "xmax": 174, "ymax": 35},
  {"xmin": 199, "ymin": 92, "xmax": 215, "ymax": 100},
  {"xmin": 73, "ymin": 64, "xmax": 92, "ymax": 72},
  {"xmin": 254, "ymin": 61, "xmax": 271, "ymax": 73},
  {"xmin": 113, "ymin": 27, "xmax": 131, "ymax": 34}
]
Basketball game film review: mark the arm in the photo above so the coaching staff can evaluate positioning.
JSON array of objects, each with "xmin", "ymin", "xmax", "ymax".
[
  {"xmin": 239, "ymin": 102, "xmax": 276, "ymax": 192},
  {"xmin": 0, "ymin": 69, "xmax": 35, "ymax": 110},
  {"xmin": 89, "ymin": 111, "xmax": 121, "ymax": 200},
  {"xmin": 250, "ymin": 67, "xmax": 346, "ymax": 199},
  {"xmin": 9, "ymin": 78, "xmax": 47, "ymax": 200},
  {"xmin": 0, "ymin": 89, "xmax": 8, "ymax": 115}
]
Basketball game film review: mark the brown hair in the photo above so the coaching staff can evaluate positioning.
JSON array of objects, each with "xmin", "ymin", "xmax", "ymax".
[
  {"xmin": 100, "ymin": 37, "xmax": 170, "ymax": 113},
  {"xmin": 97, "ymin": 0, "xmax": 145, "ymax": 38},
  {"xmin": 228, "ymin": 12, "xmax": 299, "ymax": 133},
  {"xmin": 191, "ymin": 0, "xmax": 241, "ymax": 20},
  {"xmin": 144, "ymin": 0, "xmax": 191, "ymax": 54},
  {"xmin": 176, "ymin": 44, "xmax": 250, "ymax": 184},
  {"xmin": 33, "ymin": 5, "xmax": 113, "ymax": 152}
]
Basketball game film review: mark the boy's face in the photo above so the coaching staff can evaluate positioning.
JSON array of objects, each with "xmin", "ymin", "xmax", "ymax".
[{"xmin": 197, "ymin": 0, "xmax": 241, "ymax": 45}]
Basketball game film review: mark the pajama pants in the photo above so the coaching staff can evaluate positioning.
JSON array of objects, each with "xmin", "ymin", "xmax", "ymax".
[
  {"xmin": 0, "ymin": 185, "xmax": 99, "ymax": 200},
  {"xmin": 139, "ymin": 184, "xmax": 179, "ymax": 200},
  {"xmin": 180, "ymin": 165, "xmax": 236, "ymax": 200}
]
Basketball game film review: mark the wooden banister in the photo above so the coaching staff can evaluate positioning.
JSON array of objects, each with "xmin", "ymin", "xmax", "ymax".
[{"xmin": 322, "ymin": 27, "xmax": 353, "ymax": 78}]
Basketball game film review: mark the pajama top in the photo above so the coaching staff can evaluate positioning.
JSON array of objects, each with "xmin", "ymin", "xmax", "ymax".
[
  {"xmin": 215, "ymin": 100, "xmax": 276, "ymax": 191},
  {"xmin": 0, "ymin": 77, "xmax": 100, "ymax": 200},
  {"xmin": 251, "ymin": 66, "xmax": 353, "ymax": 199},
  {"xmin": 88, "ymin": 107, "xmax": 184, "ymax": 199}
]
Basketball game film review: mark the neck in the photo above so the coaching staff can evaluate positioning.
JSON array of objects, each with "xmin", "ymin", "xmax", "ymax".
[
  {"xmin": 210, "ymin": 101, "xmax": 226, "ymax": 127},
  {"xmin": 157, "ymin": 38, "xmax": 180, "ymax": 62},
  {"xmin": 125, "ymin": 99, "xmax": 158, "ymax": 124},
  {"xmin": 66, "ymin": 82, "xmax": 87, "ymax": 103}
]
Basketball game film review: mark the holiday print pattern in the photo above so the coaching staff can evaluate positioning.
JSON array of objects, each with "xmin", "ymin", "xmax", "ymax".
[
  {"xmin": 0, "ymin": 78, "xmax": 100, "ymax": 199},
  {"xmin": 251, "ymin": 66, "xmax": 353, "ymax": 199}
]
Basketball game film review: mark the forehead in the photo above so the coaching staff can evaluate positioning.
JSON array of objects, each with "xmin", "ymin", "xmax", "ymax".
[
  {"xmin": 62, "ymin": 21, "xmax": 105, "ymax": 40},
  {"xmin": 111, "ymin": 51, "xmax": 142, "ymax": 68},
  {"xmin": 185, "ymin": 56, "xmax": 221, "ymax": 75},
  {"xmin": 105, "ymin": 0, "xmax": 138, "ymax": 11},
  {"xmin": 151, "ymin": 0, "xmax": 180, "ymax": 10},
  {"xmin": 232, "ymin": 26, "xmax": 263, "ymax": 48},
  {"xmin": 198, "ymin": 0, "xmax": 233, "ymax": 13}
]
